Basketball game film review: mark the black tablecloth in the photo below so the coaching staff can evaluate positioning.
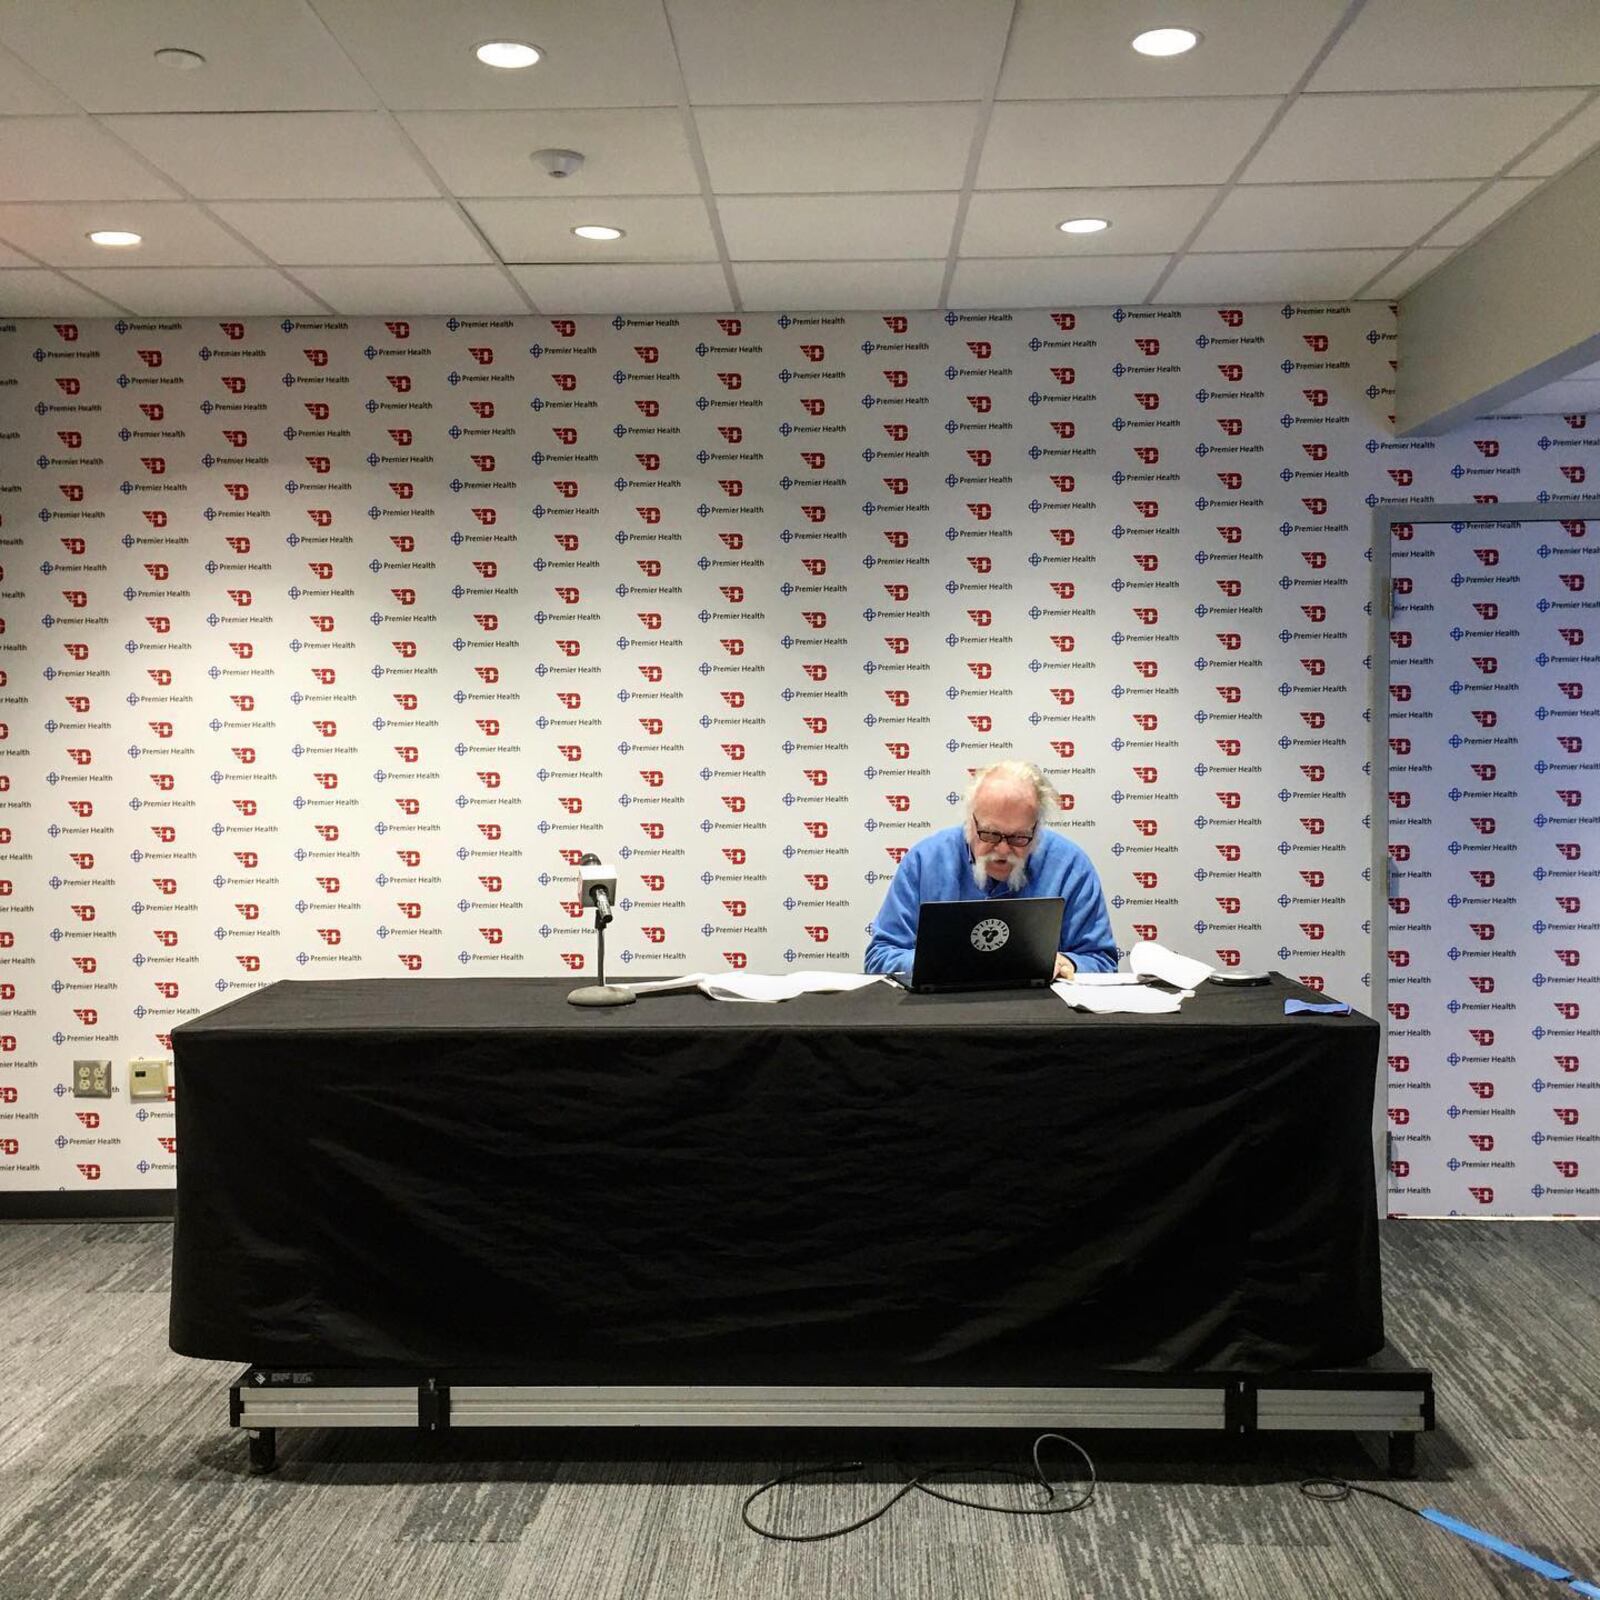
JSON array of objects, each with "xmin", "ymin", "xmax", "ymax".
[{"xmin": 169, "ymin": 974, "xmax": 1382, "ymax": 1376}]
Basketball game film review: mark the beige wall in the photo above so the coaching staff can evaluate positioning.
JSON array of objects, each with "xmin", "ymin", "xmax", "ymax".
[{"xmin": 1397, "ymin": 142, "xmax": 1600, "ymax": 435}]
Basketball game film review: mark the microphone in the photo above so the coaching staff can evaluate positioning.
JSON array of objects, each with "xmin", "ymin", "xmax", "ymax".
[
  {"xmin": 568, "ymin": 851, "xmax": 634, "ymax": 1007},
  {"xmin": 577, "ymin": 852, "xmax": 617, "ymax": 928}
]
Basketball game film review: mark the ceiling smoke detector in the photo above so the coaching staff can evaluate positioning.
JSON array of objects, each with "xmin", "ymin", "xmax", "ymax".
[{"xmin": 533, "ymin": 148, "xmax": 585, "ymax": 180}]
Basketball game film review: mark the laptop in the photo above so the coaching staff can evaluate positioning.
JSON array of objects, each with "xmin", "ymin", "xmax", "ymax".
[{"xmin": 895, "ymin": 897, "xmax": 1066, "ymax": 994}]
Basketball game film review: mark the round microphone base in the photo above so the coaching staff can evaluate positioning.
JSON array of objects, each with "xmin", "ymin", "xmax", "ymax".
[{"xmin": 566, "ymin": 983, "xmax": 637, "ymax": 1008}]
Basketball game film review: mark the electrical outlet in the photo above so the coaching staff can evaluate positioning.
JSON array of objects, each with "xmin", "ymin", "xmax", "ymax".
[
  {"xmin": 73, "ymin": 1059, "xmax": 113, "ymax": 1098},
  {"xmin": 128, "ymin": 1058, "xmax": 169, "ymax": 1100}
]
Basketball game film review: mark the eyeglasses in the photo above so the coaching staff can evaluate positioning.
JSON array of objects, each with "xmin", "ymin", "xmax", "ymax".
[{"xmin": 974, "ymin": 827, "xmax": 1035, "ymax": 850}]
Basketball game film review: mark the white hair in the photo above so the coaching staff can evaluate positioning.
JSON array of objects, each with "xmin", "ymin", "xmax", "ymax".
[{"xmin": 961, "ymin": 760, "xmax": 1060, "ymax": 827}]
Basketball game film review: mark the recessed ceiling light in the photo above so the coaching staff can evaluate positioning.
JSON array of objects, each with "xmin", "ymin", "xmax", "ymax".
[
  {"xmin": 1058, "ymin": 217, "xmax": 1110, "ymax": 235},
  {"xmin": 572, "ymin": 225, "xmax": 624, "ymax": 241},
  {"xmin": 153, "ymin": 46, "xmax": 206, "ymax": 70},
  {"xmin": 1131, "ymin": 26, "xmax": 1200, "ymax": 56},
  {"xmin": 474, "ymin": 40, "xmax": 541, "ymax": 69},
  {"xmin": 88, "ymin": 229, "xmax": 142, "ymax": 248}
]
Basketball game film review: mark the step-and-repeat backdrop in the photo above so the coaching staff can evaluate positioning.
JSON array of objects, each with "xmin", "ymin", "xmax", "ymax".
[
  {"xmin": 1386, "ymin": 513, "xmax": 1600, "ymax": 1215},
  {"xmin": 0, "ymin": 303, "xmax": 1592, "ymax": 1213}
]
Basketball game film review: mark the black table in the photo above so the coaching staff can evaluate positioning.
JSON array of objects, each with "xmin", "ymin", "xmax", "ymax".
[{"xmin": 170, "ymin": 973, "xmax": 1383, "ymax": 1379}]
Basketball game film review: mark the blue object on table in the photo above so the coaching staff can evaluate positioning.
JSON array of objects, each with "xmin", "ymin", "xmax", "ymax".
[{"xmin": 1284, "ymin": 998, "xmax": 1351, "ymax": 1016}]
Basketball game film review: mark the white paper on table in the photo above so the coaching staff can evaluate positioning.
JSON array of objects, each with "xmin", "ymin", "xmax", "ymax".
[
  {"xmin": 701, "ymin": 971, "xmax": 886, "ymax": 1003},
  {"xmin": 1065, "ymin": 971, "xmax": 1146, "ymax": 987},
  {"xmin": 1052, "ymin": 979, "xmax": 1192, "ymax": 1014},
  {"xmin": 621, "ymin": 970, "xmax": 888, "ymax": 1004},
  {"xmin": 1129, "ymin": 939, "xmax": 1216, "ymax": 990},
  {"xmin": 619, "ymin": 971, "xmax": 715, "ymax": 995}
]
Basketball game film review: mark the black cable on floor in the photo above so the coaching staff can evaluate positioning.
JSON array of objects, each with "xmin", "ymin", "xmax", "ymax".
[
  {"xmin": 1299, "ymin": 1476, "xmax": 1423, "ymax": 1517},
  {"xmin": 746, "ymin": 1450, "xmax": 1600, "ymax": 1599},
  {"xmin": 741, "ymin": 1431, "xmax": 1095, "ymax": 1542}
]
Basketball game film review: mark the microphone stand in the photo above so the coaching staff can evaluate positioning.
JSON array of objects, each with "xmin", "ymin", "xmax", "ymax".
[{"xmin": 567, "ymin": 867, "xmax": 636, "ymax": 1008}]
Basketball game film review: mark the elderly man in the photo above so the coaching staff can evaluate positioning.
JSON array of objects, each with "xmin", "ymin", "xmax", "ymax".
[{"xmin": 864, "ymin": 759, "xmax": 1117, "ymax": 980}]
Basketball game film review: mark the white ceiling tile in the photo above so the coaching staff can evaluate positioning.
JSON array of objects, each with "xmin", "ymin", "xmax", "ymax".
[
  {"xmin": 948, "ymin": 255, "xmax": 1169, "ymax": 308},
  {"xmin": 1492, "ymin": 378, "xmax": 1600, "ymax": 415},
  {"xmin": 293, "ymin": 266, "xmax": 529, "ymax": 314},
  {"xmin": 1427, "ymin": 178, "xmax": 1545, "ymax": 246},
  {"xmin": 1545, "ymin": 381, "xmax": 1600, "ymax": 411},
  {"xmin": 0, "ymin": 268, "xmax": 125, "ymax": 315},
  {"xmin": 399, "ymin": 109, "xmax": 701, "ymax": 197},
  {"xmin": 0, "ymin": 239, "xmax": 33, "ymax": 267},
  {"xmin": 465, "ymin": 196, "xmax": 718, "ymax": 263},
  {"xmin": 0, "ymin": 0, "xmax": 376, "ymax": 110},
  {"xmin": 64, "ymin": 266, "xmax": 323, "ymax": 315},
  {"xmin": 0, "ymin": 119, "xmax": 181, "ymax": 203},
  {"xmin": 734, "ymin": 260, "xmax": 945, "ymax": 311},
  {"xmin": 1154, "ymin": 249, "xmax": 1401, "ymax": 303},
  {"xmin": 0, "ymin": 42, "xmax": 78, "ymax": 112},
  {"xmin": 1512, "ymin": 95, "xmax": 1600, "ymax": 176},
  {"xmin": 1311, "ymin": 0, "xmax": 1600, "ymax": 90},
  {"xmin": 1360, "ymin": 247, "xmax": 1456, "ymax": 299},
  {"xmin": 1194, "ymin": 181, "xmax": 1479, "ymax": 251},
  {"xmin": 668, "ymin": 0, "xmax": 1013, "ymax": 104},
  {"xmin": 696, "ymin": 104, "xmax": 979, "ymax": 194},
  {"xmin": 962, "ymin": 188, "xmax": 1215, "ymax": 257},
  {"xmin": 999, "ymin": 0, "xmax": 1347, "ymax": 99},
  {"xmin": 211, "ymin": 200, "xmax": 492, "ymax": 265},
  {"xmin": 0, "ymin": 202, "xmax": 265, "ymax": 267},
  {"xmin": 1244, "ymin": 90, "xmax": 1583, "ymax": 182},
  {"xmin": 718, "ymin": 193, "xmax": 959, "ymax": 261},
  {"xmin": 312, "ymin": 0, "xmax": 683, "ymax": 109},
  {"xmin": 979, "ymin": 99, "xmax": 1281, "ymax": 189},
  {"xmin": 109, "ymin": 114, "xmax": 441, "ymax": 200},
  {"xmin": 509, "ymin": 263, "xmax": 731, "ymax": 313}
]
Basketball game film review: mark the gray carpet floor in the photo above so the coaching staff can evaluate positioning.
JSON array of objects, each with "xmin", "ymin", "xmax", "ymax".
[{"xmin": 0, "ymin": 1219, "xmax": 1596, "ymax": 1599}]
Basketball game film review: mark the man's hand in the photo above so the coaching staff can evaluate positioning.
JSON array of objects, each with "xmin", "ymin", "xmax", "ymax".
[{"xmin": 1054, "ymin": 953, "xmax": 1076, "ymax": 981}]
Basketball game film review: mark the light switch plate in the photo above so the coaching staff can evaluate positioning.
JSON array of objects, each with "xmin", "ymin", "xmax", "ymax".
[{"xmin": 128, "ymin": 1058, "xmax": 169, "ymax": 1100}]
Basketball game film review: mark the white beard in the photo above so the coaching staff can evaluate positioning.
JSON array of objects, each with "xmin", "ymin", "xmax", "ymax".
[{"xmin": 971, "ymin": 850, "xmax": 1030, "ymax": 893}]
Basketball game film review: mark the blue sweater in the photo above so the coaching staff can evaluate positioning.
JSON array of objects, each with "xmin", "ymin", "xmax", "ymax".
[{"xmin": 864, "ymin": 824, "xmax": 1118, "ymax": 976}]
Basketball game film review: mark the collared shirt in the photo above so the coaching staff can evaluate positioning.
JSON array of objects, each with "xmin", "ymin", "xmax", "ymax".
[{"xmin": 863, "ymin": 824, "xmax": 1118, "ymax": 976}]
